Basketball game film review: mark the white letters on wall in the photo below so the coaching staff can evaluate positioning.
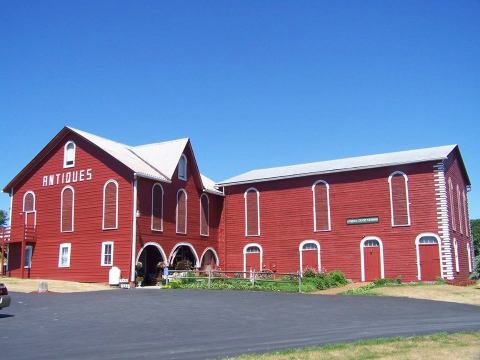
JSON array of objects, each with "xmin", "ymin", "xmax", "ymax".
[{"xmin": 42, "ymin": 169, "xmax": 93, "ymax": 187}]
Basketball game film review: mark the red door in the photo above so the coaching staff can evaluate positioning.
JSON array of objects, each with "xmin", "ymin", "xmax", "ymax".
[
  {"xmin": 245, "ymin": 252, "xmax": 261, "ymax": 272},
  {"xmin": 419, "ymin": 244, "xmax": 440, "ymax": 281},
  {"xmin": 364, "ymin": 245, "xmax": 381, "ymax": 281},
  {"xmin": 302, "ymin": 249, "xmax": 318, "ymax": 271}
]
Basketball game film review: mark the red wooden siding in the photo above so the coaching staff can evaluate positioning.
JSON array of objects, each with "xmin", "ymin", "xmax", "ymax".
[
  {"xmin": 134, "ymin": 145, "xmax": 222, "ymax": 275},
  {"xmin": 390, "ymin": 173, "xmax": 409, "ymax": 226},
  {"xmin": 245, "ymin": 189, "xmax": 259, "ymax": 236},
  {"xmin": 223, "ymin": 162, "xmax": 442, "ymax": 282},
  {"xmin": 61, "ymin": 187, "xmax": 74, "ymax": 232},
  {"xmin": 313, "ymin": 182, "xmax": 329, "ymax": 231},
  {"xmin": 5, "ymin": 128, "xmax": 471, "ymax": 284},
  {"xmin": 8, "ymin": 133, "xmax": 133, "ymax": 282},
  {"xmin": 103, "ymin": 181, "xmax": 118, "ymax": 229},
  {"xmin": 444, "ymin": 151, "xmax": 473, "ymax": 281}
]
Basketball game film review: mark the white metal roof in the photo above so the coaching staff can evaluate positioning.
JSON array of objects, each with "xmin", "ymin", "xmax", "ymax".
[
  {"xmin": 68, "ymin": 127, "xmax": 221, "ymax": 194},
  {"xmin": 217, "ymin": 144, "xmax": 458, "ymax": 186}
]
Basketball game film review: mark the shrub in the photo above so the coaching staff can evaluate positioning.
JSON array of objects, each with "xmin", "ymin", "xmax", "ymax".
[
  {"xmin": 373, "ymin": 277, "xmax": 402, "ymax": 286},
  {"xmin": 470, "ymin": 255, "xmax": 480, "ymax": 280},
  {"xmin": 302, "ymin": 268, "xmax": 319, "ymax": 278}
]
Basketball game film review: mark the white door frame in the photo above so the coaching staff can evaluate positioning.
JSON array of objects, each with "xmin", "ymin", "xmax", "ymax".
[
  {"xmin": 298, "ymin": 240, "xmax": 321, "ymax": 274},
  {"xmin": 360, "ymin": 236, "xmax": 385, "ymax": 282}
]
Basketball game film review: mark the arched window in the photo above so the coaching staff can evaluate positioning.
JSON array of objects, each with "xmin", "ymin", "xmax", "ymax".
[
  {"xmin": 312, "ymin": 180, "xmax": 331, "ymax": 231},
  {"xmin": 200, "ymin": 193, "xmax": 209, "ymax": 236},
  {"xmin": 463, "ymin": 191, "xmax": 469, "ymax": 236},
  {"xmin": 23, "ymin": 191, "xmax": 35, "ymax": 212},
  {"xmin": 457, "ymin": 185, "xmax": 463, "ymax": 234},
  {"xmin": 151, "ymin": 183, "xmax": 164, "ymax": 231},
  {"xmin": 64, "ymin": 141, "xmax": 76, "ymax": 168},
  {"xmin": 454, "ymin": 238, "xmax": 459, "ymax": 273},
  {"xmin": 449, "ymin": 178, "xmax": 456, "ymax": 231},
  {"xmin": 467, "ymin": 242, "xmax": 472, "ymax": 273},
  {"xmin": 61, "ymin": 186, "xmax": 74, "ymax": 232},
  {"xmin": 244, "ymin": 188, "xmax": 260, "ymax": 236},
  {"xmin": 388, "ymin": 172, "xmax": 410, "ymax": 226},
  {"xmin": 103, "ymin": 180, "xmax": 118, "ymax": 230},
  {"xmin": 418, "ymin": 236, "xmax": 438, "ymax": 244},
  {"xmin": 178, "ymin": 154, "xmax": 187, "ymax": 180},
  {"xmin": 23, "ymin": 191, "xmax": 36, "ymax": 227},
  {"xmin": 176, "ymin": 189, "xmax": 187, "ymax": 234},
  {"xmin": 245, "ymin": 246, "xmax": 261, "ymax": 253}
]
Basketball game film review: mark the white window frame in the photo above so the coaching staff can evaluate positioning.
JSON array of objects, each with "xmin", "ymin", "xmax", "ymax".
[
  {"xmin": 415, "ymin": 233, "xmax": 443, "ymax": 281},
  {"xmin": 467, "ymin": 242, "xmax": 472, "ymax": 273},
  {"xmin": 457, "ymin": 185, "xmax": 463, "ymax": 234},
  {"xmin": 22, "ymin": 191, "xmax": 37, "ymax": 226},
  {"xmin": 178, "ymin": 154, "xmax": 187, "ymax": 180},
  {"xmin": 244, "ymin": 188, "xmax": 260, "ymax": 237},
  {"xmin": 298, "ymin": 240, "xmax": 321, "ymax": 274},
  {"xmin": 388, "ymin": 171, "xmax": 411, "ymax": 227},
  {"xmin": 243, "ymin": 243, "xmax": 263, "ymax": 275},
  {"xmin": 360, "ymin": 236, "xmax": 385, "ymax": 282},
  {"xmin": 151, "ymin": 183, "xmax": 164, "ymax": 232},
  {"xmin": 449, "ymin": 178, "xmax": 456, "ymax": 231},
  {"xmin": 176, "ymin": 189, "xmax": 188, "ymax": 234},
  {"xmin": 24, "ymin": 245, "xmax": 33, "ymax": 269},
  {"xmin": 60, "ymin": 186, "xmax": 75, "ymax": 233},
  {"xmin": 312, "ymin": 180, "xmax": 331, "ymax": 232},
  {"xmin": 63, "ymin": 141, "xmax": 76, "ymax": 168},
  {"xmin": 58, "ymin": 243, "xmax": 71, "ymax": 268},
  {"xmin": 200, "ymin": 193, "xmax": 209, "ymax": 236},
  {"xmin": 101, "ymin": 241, "xmax": 114, "ymax": 267},
  {"xmin": 102, "ymin": 179, "xmax": 119, "ymax": 230},
  {"xmin": 453, "ymin": 238, "xmax": 460, "ymax": 273},
  {"xmin": 463, "ymin": 191, "xmax": 469, "ymax": 237}
]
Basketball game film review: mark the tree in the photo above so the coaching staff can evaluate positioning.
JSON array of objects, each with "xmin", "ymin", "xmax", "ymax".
[
  {"xmin": 472, "ymin": 219, "xmax": 480, "ymax": 256},
  {"xmin": 0, "ymin": 210, "xmax": 7, "ymax": 227}
]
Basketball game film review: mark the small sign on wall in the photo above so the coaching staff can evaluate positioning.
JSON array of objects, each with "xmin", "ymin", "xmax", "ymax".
[{"xmin": 346, "ymin": 216, "xmax": 379, "ymax": 225}]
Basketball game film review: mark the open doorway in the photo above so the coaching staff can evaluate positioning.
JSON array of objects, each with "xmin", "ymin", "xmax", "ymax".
[
  {"xmin": 170, "ymin": 244, "xmax": 198, "ymax": 270},
  {"xmin": 137, "ymin": 243, "xmax": 165, "ymax": 286}
]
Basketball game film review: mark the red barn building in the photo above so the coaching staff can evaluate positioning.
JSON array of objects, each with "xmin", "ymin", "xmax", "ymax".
[{"xmin": 1, "ymin": 127, "xmax": 474, "ymax": 284}]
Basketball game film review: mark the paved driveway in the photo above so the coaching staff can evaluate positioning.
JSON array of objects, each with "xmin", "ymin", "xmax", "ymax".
[{"xmin": 1, "ymin": 289, "xmax": 480, "ymax": 359}]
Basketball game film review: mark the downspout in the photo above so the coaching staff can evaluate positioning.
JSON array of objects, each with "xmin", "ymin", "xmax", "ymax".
[
  {"xmin": 9, "ymin": 188, "xmax": 13, "ymax": 226},
  {"xmin": 130, "ymin": 175, "xmax": 138, "ymax": 283}
]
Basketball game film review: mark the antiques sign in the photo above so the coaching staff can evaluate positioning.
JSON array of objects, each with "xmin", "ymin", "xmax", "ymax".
[
  {"xmin": 42, "ymin": 168, "xmax": 93, "ymax": 187},
  {"xmin": 346, "ymin": 216, "xmax": 379, "ymax": 225}
]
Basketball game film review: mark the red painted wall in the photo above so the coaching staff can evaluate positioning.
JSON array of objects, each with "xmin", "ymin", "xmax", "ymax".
[
  {"xmin": 8, "ymin": 133, "xmax": 134, "ymax": 282},
  {"xmin": 222, "ymin": 162, "xmax": 447, "ymax": 282},
  {"xmin": 444, "ymin": 151, "xmax": 473, "ymax": 281},
  {"xmin": 135, "ymin": 145, "xmax": 223, "ymax": 270}
]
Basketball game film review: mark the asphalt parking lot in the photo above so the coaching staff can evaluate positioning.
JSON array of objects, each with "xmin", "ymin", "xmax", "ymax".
[{"xmin": 1, "ymin": 289, "xmax": 480, "ymax": 360}]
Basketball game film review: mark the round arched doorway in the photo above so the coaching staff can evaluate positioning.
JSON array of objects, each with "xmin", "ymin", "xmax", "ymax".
[
  {"xmin": 200, "ymin": 248, "xmax": 219, "ymax": 272},
  {"xmin": 169, "ymin": 243, "xmax": 199, "ymax": 270},
  {"xmin": 136, "ymin": 243, "xmax": 166, "ymax": 286}
]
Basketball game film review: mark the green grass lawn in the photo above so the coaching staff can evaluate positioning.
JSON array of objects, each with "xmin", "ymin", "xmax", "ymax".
[{"xmin": 225, "ymin": 332, "xmax": 480, "ymax": 360}]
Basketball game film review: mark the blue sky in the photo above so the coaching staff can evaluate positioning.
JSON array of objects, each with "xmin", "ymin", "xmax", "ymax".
[{"xmin": 1, "ymin": 1, "xmax": 479, "ymax": 218}]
